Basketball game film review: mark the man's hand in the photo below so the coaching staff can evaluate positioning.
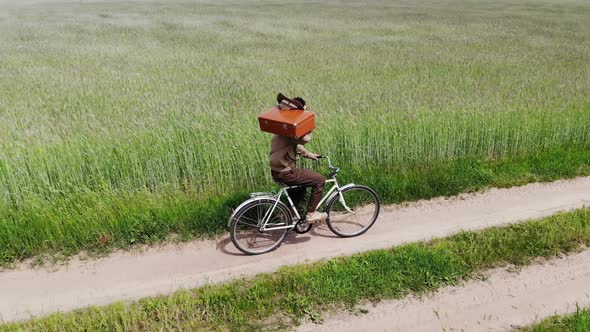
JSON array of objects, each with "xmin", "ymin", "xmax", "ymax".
[{"xmin": 308, "ymin": 153, "xmax": 321, "ymax": 160}]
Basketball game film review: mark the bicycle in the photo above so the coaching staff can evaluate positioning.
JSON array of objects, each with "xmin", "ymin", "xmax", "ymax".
[{"xmin": 228, "ymin": 156, "xmax": 380, "ymax": 255}]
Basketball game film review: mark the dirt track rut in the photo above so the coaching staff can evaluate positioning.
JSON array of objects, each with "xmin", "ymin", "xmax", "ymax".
[{"xmin": 298, "ymin": 249, "xmax": 590, "ymax": 332}]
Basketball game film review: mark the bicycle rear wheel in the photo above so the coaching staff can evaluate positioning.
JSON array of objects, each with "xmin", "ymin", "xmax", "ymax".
[
  {"xmin": 326, "ymin": 185, "xmax": 380, "ymax": 237},
  {"xmin": 230, "ymin": 199, "xmax": 291, "ymax": 255}
]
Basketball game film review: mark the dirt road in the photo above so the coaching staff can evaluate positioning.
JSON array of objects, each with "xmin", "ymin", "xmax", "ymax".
[
  {"xmin": 298, "ymin": 249, "xmax": 590, "ymax": 332},
  {"xmin": 0, "ymin": 177, "xmax": 589, "ymax": 323}
]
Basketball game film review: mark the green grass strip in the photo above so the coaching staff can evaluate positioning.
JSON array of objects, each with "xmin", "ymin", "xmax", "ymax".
[
  {"xmin": 1, "ymin": 146, "xmax": 590, "ymax": 267},
  {"xmin": 516, "ymin": 306, "xmax": 590, "ymax": 332},
  {"xmin": 3, "ymin": 208, "xmax": 590, "ymax": 331}
]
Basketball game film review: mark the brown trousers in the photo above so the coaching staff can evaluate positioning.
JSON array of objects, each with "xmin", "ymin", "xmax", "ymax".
[{"xmin": 271, "ymin": 168, "xmax": 326, "ymax": 213}]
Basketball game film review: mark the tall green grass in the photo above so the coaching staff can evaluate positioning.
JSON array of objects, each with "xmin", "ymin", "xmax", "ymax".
[
  {"xmin": 0, "ymin": 0, "xmax": 589, "ymax": 264},
  {"xmin": 3, "ymin": 208, "xmax": 590, "ymax": 331},
  {"xmin": 517, "ymin": 306, "xmax": 590, "ymax": 332}
]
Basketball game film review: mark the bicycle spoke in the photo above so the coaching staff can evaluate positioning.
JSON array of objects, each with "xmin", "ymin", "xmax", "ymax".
[
  {"xmin": 237, "ymin": 215, "xmax": 261, "ymax": 226},
  {"xmin": 236, "ymin": 220, "xmax": 259, "ymax": 228},
  {"xmin": 266, "ymin": 215, "xmax": 288, "ymax": 226}
]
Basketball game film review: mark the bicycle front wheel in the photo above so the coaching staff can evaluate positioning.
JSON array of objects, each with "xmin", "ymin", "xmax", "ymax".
[
  {"xmin": 230, "ymin": 199, "xmax": 291, "ymax": 255},
  {"xmin": 326, "ymin": 185, "xmax": 380, "ymax": 237}
]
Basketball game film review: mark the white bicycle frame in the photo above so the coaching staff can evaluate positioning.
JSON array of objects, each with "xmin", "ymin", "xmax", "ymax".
[{"xmin": 259, "ymin": 177, "xmax": 356, "ymax": 231}]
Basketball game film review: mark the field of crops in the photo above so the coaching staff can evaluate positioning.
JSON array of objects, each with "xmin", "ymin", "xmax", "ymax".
[{"xmin": 0, "ymin": 0, "xmax": 589, "ymax": 264}]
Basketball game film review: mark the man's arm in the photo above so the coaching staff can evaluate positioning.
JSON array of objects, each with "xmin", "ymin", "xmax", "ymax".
[
  {"xmin": 296, "ymin": 144, "xmax": 314, "ymax": 158},
  {"xmin": 295, "ymin": 133, "xmax": 320, "ymax": 160}
]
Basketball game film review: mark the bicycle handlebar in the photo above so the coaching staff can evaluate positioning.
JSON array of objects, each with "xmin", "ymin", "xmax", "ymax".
[{"xmin": 317, "ymin": 155, "xmax": 340, "ymax": 176}]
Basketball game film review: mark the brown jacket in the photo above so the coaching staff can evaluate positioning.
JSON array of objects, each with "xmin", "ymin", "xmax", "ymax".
[{"xmin": 269, "ymin": 133, "xmax": 314, "ymax": 173}]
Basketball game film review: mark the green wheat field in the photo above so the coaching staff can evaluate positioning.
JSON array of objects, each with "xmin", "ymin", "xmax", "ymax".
[{"xmin": 0, "ymin": 0, "xmax": 589, "ymax": 264}]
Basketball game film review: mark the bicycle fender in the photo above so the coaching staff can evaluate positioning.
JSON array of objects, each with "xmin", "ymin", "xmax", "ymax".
[
  {"xmin": 325, "ymin": 183, "xmax": 356, "ymax": 207},
  {"xmin": 227, "ymin": 196, "xmax": 284, "ymax": 228}
]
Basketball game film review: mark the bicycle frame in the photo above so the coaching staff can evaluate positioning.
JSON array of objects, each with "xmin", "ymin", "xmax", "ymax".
[{"xmin": 260, "ymin": 177, "xmax": 356, "ymax": 231}]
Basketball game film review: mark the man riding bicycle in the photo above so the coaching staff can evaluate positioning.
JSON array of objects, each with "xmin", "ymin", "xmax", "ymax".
[
  {"xmin": 269, "ymin": 95, "xmax": 328, "ymax": 224},
  {"xmin": 230, "ymin": 98, "xmax": 380, "ymax": 254}
]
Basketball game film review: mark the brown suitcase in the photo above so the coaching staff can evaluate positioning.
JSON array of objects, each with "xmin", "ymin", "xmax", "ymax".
[{"xmin": 258, "ymin": 107, "xmax": 316, "ymax": 138}]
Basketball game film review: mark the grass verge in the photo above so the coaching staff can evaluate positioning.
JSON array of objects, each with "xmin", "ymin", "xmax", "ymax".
[
  {"xmin": 2, "ymin": 145, "xmax": 590, "ymax": 267},
  {"xmin": 3, "ymin": 208, "xmax": 590, "ymax": 331},
  {"xmin": 516, "ymin": 306, "xmax": 590, "ymax": 332}
]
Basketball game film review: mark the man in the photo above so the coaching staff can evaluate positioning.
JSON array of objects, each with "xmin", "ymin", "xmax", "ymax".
[{"xmin": 269, "ymin": 96, "xmax": 328, "ymax": 224}]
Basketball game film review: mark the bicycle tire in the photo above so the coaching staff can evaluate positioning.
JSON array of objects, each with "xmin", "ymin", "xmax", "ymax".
[
  {"xmin": 326, "ymin": 185, "xmax": 380, "ymax": 237},
  {"xmin": 230, "ymin": 199, "xmax": 292, "ymax": 255}
]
